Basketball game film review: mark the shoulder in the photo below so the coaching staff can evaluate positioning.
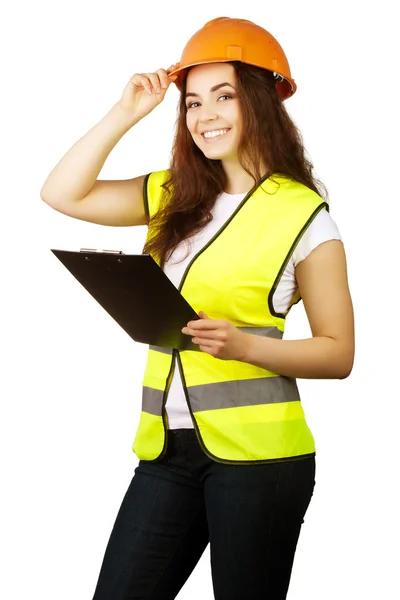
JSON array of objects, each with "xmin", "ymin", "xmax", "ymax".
[
  {"xmin": 307, "ymin": 207, "xmax": 342, "ymax": 239},
  {"xmin": 273, "ymin": 175, "xmax": 323, "ymax": 205},
  {"xmin": 144, "ymin": 169, "xmax": 170, "ymax": 219},
  {"xmin": 146, "ymin": 169, "xmax": 170, "ymax": 188},
  {"xmin": 145, "ymin": 169, "xmax": 170, "ymax": 199},
  {"xmin": 292, "ymin": 208, "xmax": 342, "ymax": 268},
  {"xmin": 267, "ymin": 176, "xmax": 327, "ymax": 227}
]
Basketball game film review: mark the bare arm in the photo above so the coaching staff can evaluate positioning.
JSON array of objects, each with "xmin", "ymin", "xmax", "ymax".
[
  {"xmin": 40, "ymin": 67, "xmax": 177, "ymax": 226},
  {"xmin": 40, "ymin": 104, "xmax": 149, "ymax": 226},
  {"xmin": 40, "ymin": 103, "xmax": 139, "ymax": 205},
  {"xmin": 240, "ymin": 240, "xmax": 355, "ymax": 379}
]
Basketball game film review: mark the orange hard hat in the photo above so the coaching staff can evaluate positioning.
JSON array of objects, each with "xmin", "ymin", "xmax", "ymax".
[{"xmin": 169, "ymin": 17, "xmax": 297, "ymax": 101}]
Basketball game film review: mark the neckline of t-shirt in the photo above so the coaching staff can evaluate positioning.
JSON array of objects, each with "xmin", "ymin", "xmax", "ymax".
[{"xmin": 219, "ymin": 191, "xmax": 247, "ymax": 199}]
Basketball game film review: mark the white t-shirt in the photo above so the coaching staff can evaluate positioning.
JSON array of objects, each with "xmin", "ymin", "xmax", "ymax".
[{"xmin": 162, "ymin": 190, "xmax": 342, "ymax": 429}]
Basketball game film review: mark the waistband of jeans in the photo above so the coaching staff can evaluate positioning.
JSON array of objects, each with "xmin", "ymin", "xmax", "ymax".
[{"xmin": 168, "ymin": 428, "xmax": 197, "ymax": 437}]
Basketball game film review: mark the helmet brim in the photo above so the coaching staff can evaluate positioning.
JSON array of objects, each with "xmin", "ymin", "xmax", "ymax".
[{"xmin": 169, "ymin": 59, "xmax": 296, "ymax": 101}]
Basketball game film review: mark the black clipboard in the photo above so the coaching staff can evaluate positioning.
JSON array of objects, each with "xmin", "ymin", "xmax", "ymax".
[{"xmin": 51, "ymin": 248, "xmax": 200, "ymax": 349}]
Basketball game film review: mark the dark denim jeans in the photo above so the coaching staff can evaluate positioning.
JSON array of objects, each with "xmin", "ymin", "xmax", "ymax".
[{"xmin": 92, "ymin": 429, "xmax": 316, "ymax": 600}]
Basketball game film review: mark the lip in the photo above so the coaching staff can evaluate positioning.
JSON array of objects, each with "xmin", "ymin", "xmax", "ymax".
[{"xmin": 200, "ymin": 128, "xmax": 231, "ymax": 142}]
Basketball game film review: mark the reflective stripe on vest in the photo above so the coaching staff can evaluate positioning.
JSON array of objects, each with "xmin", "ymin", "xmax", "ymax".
[{"xmin": 133, "ymin": 169, "xmax": 328, "ymax": 463}]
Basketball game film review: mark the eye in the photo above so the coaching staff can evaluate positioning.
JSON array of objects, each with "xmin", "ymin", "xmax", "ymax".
[
  {"xmin": 218, "ymin": 94, "xmax": 232, "ymax": 102},
  {"xmin": 186, "ymin": 94, "xmax": 233, "ymax": 110}
]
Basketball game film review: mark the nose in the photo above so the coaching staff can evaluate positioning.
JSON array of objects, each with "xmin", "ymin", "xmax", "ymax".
[
  {"xmin": 198, "ymin": 102, "xmax": 218, "ymax": 123},
  {"xmin": 200, "ymin": 111, "xmax": 217, "ymax": 120}
]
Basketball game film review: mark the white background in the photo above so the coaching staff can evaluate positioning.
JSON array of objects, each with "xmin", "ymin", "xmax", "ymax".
[{"xmin": 2, "ymin": 0, "xmax": 399, "ymax": 598}]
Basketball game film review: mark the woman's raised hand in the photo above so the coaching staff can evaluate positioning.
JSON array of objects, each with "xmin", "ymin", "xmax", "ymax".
[{"xmin": 118, "ymin": 65, "xmax": 179, "ymax": 121}]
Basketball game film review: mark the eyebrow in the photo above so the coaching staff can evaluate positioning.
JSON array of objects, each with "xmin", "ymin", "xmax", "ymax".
[{"xmin": 185, "ymin": 82, "xmax": 236, "ymax": 99}]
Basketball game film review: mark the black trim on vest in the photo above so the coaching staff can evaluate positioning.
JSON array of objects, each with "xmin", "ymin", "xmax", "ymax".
[
  {"xmin": 147, "ymin": 349, "xmax": 177, "ymax": 462},
  {"xmin": 143, "ymin": 173, "xmax": 151, "ymax": 221},
  {"xmin": 268, "ymin": 202, "xmax": 329, "ymax": 319},
  {"xmin": 291, "ymin": 296, "xmax": 303, "ymax": 308}
]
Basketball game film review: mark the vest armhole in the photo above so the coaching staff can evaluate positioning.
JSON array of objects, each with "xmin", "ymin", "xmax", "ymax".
[
  {"xmin": 143, "ymin": 173, "xmax": 151, "ymax": 221},
  {"xmin": 268, "ymin": 201, "xmax": 329, "ymax": 319},
  {"xmin": 145, "ymin": 169, "xmax": 171, "ymax": 219}
]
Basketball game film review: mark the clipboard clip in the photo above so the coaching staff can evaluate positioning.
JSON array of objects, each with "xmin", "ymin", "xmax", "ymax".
[{"xmin": 79, "ymin": 248, "xmax": 125, "ymax": 254}]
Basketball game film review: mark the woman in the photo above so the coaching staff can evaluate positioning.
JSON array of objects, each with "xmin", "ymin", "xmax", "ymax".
[{"xmin": 41, "ymin": 17, "xmax": 354, "ymax": 600}]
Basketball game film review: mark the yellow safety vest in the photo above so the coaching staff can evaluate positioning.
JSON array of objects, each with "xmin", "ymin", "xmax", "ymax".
[{"xmin": 132, "ymin": 169, "xmax": 329, "ymax": 464}]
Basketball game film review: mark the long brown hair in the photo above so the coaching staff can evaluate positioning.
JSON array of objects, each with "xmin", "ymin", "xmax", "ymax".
[{"xmin": 143, "ymin": 62, "xmax": 328, "ymax": 269}]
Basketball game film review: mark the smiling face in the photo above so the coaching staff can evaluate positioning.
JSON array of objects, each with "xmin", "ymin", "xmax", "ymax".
[{"xmin": 185, "ymin": 63, "xmax": 242, "ymax": 163}]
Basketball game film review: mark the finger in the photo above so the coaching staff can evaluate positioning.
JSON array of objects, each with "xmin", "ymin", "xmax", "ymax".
[
  {"xmin": 129, "ymin": 73, "xmax": 151, "ymax": 95},
  {"xmin": 197, "ymin": 342, "xmax": 216, "ymax": 354},
  {"xmin": 166, "ymin": 63, "xmax": 180, "ymax": 74},
  {"xmin": 166, "ymin": 64, "xmax": 179, "ymax": 82},
  {"xmin": 192, "ymin": 337, "xmax": 217, "ymax": 347},
  {"xmin": 183, "ymin": 326, "xmax": 216, "ymax": 336},
  {"xmin": 144, "ymin": 72, "xmax": 163, "ymax": 94},
  {"xmin": 187, "ymin": 321, "xmax": 221, "ymax": 330},
  {"xmin": 191, "ymin": 332, "xmax": 218, "ymax": 342},
  {"xmin": 155, "ymin": 68, "xmax": 172, "ymax": 89}
]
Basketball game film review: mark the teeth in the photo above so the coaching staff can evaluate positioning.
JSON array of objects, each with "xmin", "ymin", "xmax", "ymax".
[{"xmin": 203, "ymin": 129, "xmax": 229, "ymax": 139}]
